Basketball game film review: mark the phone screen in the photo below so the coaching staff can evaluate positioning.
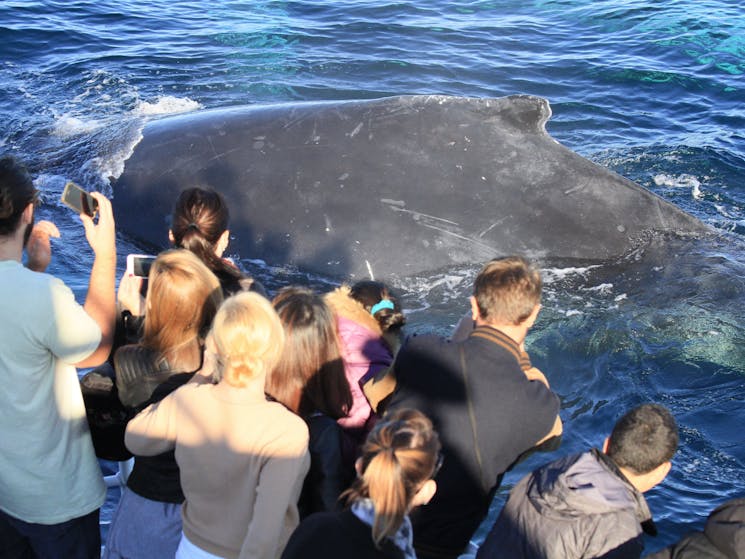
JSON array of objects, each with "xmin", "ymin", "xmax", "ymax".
[
  {"xmin": 132, "ymin": 257, "xmax": 155, "ymax": 278},
  {"xmin": 61, "ymin": 181, "xmax": 99, "ymax": 217},
  {"xmin": 127, "ymin": 254, "xmax": 157, "ymax": 278}
]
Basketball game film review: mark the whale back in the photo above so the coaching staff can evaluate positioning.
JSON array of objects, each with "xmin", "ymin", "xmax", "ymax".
[{"xmin": 113, "ymin": 95, "xmax": 708, "ymax": 278}]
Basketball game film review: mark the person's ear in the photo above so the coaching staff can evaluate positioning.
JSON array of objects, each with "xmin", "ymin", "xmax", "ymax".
[
  {"xmin": 168, "ymin": 229, "xmax": 175, "ymax": 244},
  {"xmin": 602, "ymin": 436, "xmax": 610, "ymax": 454},
  {"xmin": 216, "ymin": 229, "xmax": 230, "ymax": 256},
  {"xmin": 355, "ymin": 457, "xmax": 363, "ymax": 477},
  {"xmin": 648, "ymin": 461, "xmax": 672, "ymax": 488},
  {"xmin": 470, "ymin": 296, "xmax": 481, "ymax": 321},
  {"xmin": 521, "ymin": 303, "xmax": 541, "ymax": 328},
  {"xmin": 411, "ymin": 479, "xmax": 437, "ymax": 508},
  {"xmin": 22, "ymin": 202, "xmax": 34, "ymax": 224}
]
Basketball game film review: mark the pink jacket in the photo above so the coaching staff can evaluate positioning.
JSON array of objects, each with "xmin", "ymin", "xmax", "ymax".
[{"xmin": 325, "ymin": 286, "xmax": 394, "ymax": 431}]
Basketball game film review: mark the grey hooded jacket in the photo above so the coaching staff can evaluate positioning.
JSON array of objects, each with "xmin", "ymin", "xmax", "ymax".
[{"xmin": 477, "ymin": 449, "xmax": 656, "ymax": 559}]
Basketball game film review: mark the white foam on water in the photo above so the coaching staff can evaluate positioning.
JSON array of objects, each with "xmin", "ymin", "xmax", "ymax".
[
  {"xmin": 52, "ymin": 114, "xmax": 103, "ymax": 137},
  {"xmin": 584, "ymin": 283, "xmax": 613, "ymax": 295},
  {"xmin": 133, "ymin": 96, "xmax": 202, "ymax": 116},
  {"xmin": 33, "ymin": 173, "xmax": 67, "ymax": 195},
  {"xmin": 542, "ymin": 265, "xmax": 601, "ymax": 284},
  {"xmin": 714, "ymin": 204, "xmax": 734, "ymax": 218},
  {"xmin": 653, "ymin": 173, "xmax": 703, "ymax": 200},
  {"xmin": 82, "ymin": 127, "xmax": 144, "ymax": 186}
]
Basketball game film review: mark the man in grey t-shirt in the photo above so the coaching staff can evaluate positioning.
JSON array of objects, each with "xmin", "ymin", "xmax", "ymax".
[{"xmin": 0, "ymin": 156, "xmax": 117, "ymax": 558}]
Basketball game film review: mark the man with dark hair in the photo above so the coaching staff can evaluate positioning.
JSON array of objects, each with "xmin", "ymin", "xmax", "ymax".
[
  {"xmin": 0, "ymin": 155, "xmax": 117, "ymax": 558},
  {"xmin": 477, "ymin": 403, "xmax": 679, "ymax": 559},
  {"xmin": 386, "ymin": 256, "xmax": 563, "ymax": 559}
]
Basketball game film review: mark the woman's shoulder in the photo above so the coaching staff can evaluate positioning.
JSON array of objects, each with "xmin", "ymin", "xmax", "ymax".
[
  {"xmin": 113, "ymin": 344, "xmax": 174, "ymax": 385},
  {"xmin": 263, "ymin": 400, "xmax": 310, "ymax": 439}
]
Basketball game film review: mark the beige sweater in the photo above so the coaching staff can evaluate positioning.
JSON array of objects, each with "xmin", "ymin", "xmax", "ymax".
[{"xmin": 125, "ymin": 381, "xmax": 310, "ymax": 559}]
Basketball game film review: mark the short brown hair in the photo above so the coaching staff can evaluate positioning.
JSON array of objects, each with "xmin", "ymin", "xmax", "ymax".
[{"xmin": 473, "ymin": 256, "xmax": 542, "ymax": 325}]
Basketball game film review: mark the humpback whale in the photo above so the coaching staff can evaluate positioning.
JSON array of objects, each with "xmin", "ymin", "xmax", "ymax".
[{"xmin": 112, "ymin": 95, "xmax": 709, "ymax": 278}]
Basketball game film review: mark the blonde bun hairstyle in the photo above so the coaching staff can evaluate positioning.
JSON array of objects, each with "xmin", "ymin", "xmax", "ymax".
[{"xmin": 211, "ymin": 291, "xmax": 285, "ymax": 387}]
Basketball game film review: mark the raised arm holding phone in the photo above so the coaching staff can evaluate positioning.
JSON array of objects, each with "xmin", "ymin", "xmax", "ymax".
[{"xmin": 0, "ymin": 157, "xmax": 116, "ymax": 559}]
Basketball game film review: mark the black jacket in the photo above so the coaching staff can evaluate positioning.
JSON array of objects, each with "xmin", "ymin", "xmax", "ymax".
[
  {"xmin": 282, "ymin": 509, "xmax": 405, "ymax": 559},
  {"xmin": 298, "ymin": 414, "xmax": 356, "ymax": 519},
  {"xmin": 387, "ymin": 326, "xmax": 560, "ymax": 556},
  {"xmin": 115, "ymin": 345, "xmax": 194, "ymax": 503},
  {"xmin": 646, "ymin": 498, "xmax": 745, "ymax": 559}
]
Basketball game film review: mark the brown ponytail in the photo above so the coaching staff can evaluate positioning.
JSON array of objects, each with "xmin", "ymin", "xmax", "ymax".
[
  {"xmin": 343, "ymin": 408, "xmax": 440, "ymax": 547},
  {"xmin": 170, "ymin": 187, "xmax": 242, "ymax": 285}
]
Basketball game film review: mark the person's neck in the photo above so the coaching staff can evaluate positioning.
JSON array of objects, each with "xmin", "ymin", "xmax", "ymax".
[
  {"xmin": 475, "ymin": 319, "xmax": 526, "ymax": 346},
  {"xmin": 617, "ymin": 465, "xmax": 658, "ymax": 493},
  {"xmin": 221, "ymin": 373, "xmax": 268, "ymax": 399},
  {"xmin": 0, "ymin": 231, "xmax": 23, "ymax": 262}
]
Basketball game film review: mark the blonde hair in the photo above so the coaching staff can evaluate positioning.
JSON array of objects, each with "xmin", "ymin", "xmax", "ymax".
[
  {"xmin": 473, "ymin": 256, "xmax": 542, "ymax": 325},
  {"xmin": 211, "ymin": 291, "xmax": 285, "ymax": 388},
  {"xmin": 143, "ymin": 249, "xmax": 223, "ymax": 370},
  {"xmin": 343, "ymin": 409, "xmax": 441, "ymax": 547}
]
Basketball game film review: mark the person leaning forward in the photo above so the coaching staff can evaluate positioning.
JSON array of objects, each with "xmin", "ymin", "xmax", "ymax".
[
  {"xmin": 477, "ymin": 403, "xmax": 678, "ymax": 559},
  {"xmin": 385, "ymin": 256, "xmax": 563, "ymax": 559}
]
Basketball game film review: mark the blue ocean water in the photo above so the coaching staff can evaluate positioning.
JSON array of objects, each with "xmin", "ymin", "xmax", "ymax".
[{"xmin": 1, "ymin": 0, "xmax": 743, "ymax": 554}]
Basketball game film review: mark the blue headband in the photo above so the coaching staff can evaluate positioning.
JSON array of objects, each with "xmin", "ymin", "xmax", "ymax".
[{"xmin": 370, "ymin": 299, "xmax": 395, "ymax": 316}]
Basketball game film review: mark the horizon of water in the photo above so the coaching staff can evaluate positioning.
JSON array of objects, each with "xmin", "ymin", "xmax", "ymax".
[{"xmin": 1, "ymin": 0, "xmax": 744, "ymax": 554}]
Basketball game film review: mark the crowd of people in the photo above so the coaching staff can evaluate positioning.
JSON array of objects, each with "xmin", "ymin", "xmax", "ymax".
[{"xmin": 1, "ymin": 153, "xmax": 743, "ymax": 559}]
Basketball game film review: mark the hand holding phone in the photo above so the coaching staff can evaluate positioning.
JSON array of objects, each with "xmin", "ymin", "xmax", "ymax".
[
  {"xmin": 61, "ymin": 181, "xmax": 99, "ymax": 218},
  {"xmin": 117, "ymin": 272, "xmax": 145, "ymax": 316},
  {"xmin": 126, "ymin": 254, "xmax": 157, "ymax": 278}
]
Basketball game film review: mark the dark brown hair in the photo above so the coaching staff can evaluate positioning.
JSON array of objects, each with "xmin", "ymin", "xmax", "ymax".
[
  {"xmin": 269, "ymin": 286, "xmax": 352, "ymax": 419},
  {"xmin": 170, "ymin": 187, "xmax": 242, "ymax": 286},
  {"xmin": 0, "ymin": 156, "xmax": 37, "ymax": 237},
  {"xmin": 349, "ymin": 280, "xmax": 406, "ymax": 333},
  {"xmin": 607, "ymin": 403, "xmax": 679, "ymax": 475}
]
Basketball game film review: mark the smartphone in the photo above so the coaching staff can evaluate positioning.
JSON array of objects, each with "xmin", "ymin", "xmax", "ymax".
[
  {"xmin": 61, "ymin": 181, "xmax": 99, "ymax": 218},
  {"xmin": 126, "ymin": 254, "xmax": 157, "ymax": 278}
]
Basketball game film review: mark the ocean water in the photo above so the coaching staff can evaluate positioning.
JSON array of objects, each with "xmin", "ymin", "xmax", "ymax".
[{"xmin": 1, "ymin": 0, "xmax": 743, "ymax": 554}]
